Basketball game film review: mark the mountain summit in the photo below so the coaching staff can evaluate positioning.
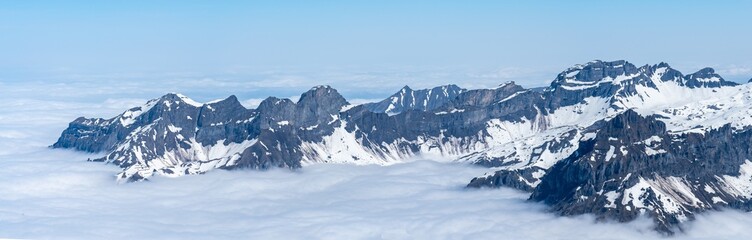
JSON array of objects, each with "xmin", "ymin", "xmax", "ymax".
[
  {"xmin": 54, "ymin": 60, "xmax": 752, "ymax": 234},
  {"xmin": 362, "ymin": 84, "xmax": 464, "ymax": 115}
]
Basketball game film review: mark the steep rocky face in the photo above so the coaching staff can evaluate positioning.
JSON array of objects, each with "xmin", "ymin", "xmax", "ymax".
[
  {"xmin": 646, "ymin": 62, "xmax": 685, "ymax": 84},
  {"xmin": 54, "ymin": 59, "xmax": 752, "ymax": 234},
  {"xmin": 470, "ymin": 110, "xmax": 752, "ymax": 234},
  {"xmin": 543, "ymin": 60, "xmax": 648, "ymax": 109},
  {"xmin": 541, "ymin": 60, "xmax": 705, "ymax": 114},
  {"xmin": 443, "ymin": 81, "xmax": 527, "ymax": 109},
  {"xmin": 684, "ymin": 67, "xmax": 738, "ymax": 88},
  {"xmin": 56, "ymin": 86, "xmax": 353, "ymax": 182},
  {"xmin": 293, "ymin": 85, "xmax": 349, "ymax": 126},
  {"xmin": 226, "ymin": 86, "xmax": 351, "ymax": 171},
  {"xmin": 363, "ymin": 84, "xmax": 464, "ymax": 115},
  {"xmin": 53, "ymin": 93, "xmax": 210, "ymax": 153},
  {"xmin": 56, "ymin": 79, "xmax": 548, "ymax": 182},
  {"xmin": 346, "ymin": 81, "xmax": 542, "ymax": 152},
  {"xmin": 541, "ymin": 60, "xmax": 738, "ymax": 113},
  {"xmin": 52, "ymin": 117, "xmax": 121, "ymax": 152},
  {"xmin": 55, "ymin": 60, "xmax": 748, "ymax": 184},
  {"xmin": 195, "ymin": 95, "xmax": 256, "ymax": 145},
  {"xmin": 93, "ymin": 94, "xmax": 260, "ymax": 181},
  {"xmin": 254, "ymin": 85, "xmax": 347, "ymax": 140},
  {"xmin": 464, "ymin": 126, "xmax": 582, "ymax": 191}
]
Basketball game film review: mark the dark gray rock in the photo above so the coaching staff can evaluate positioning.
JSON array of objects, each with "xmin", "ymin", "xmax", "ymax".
[
  {"xmin": 472, "ymin": 110, "xmax": 752, "ymax": 235},
  {"xmin": 683, "ymin": 67, "xmax": 738, "ymax": 88},
  {"xmin": 444, "ymin": 82, "xmax": 526, "ymax": 109},
  {"xmin": 53, "ymin": 60, "xmax": 752, "ymax": 234},
  {"xmin": 363, "ymin": 84, "xmax": 464, "ymax": 114}
]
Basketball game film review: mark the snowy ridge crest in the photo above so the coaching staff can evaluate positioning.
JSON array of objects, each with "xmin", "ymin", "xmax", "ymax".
[{"xmin": 54, "ymin": 60, "xmax": 752, "ymax": 234}]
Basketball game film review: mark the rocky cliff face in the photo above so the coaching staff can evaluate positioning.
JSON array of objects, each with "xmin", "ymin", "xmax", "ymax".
[
  {"xmin": 362, "ymin": 84, "xmax": 464, "ymax": 115},
  {"xmin": 54, "ymin": 60, "xmax": 752, "ymax": 234},
  {"xmin": 471, "ymin": 110, "xmax": 752, "ymax": 234}
]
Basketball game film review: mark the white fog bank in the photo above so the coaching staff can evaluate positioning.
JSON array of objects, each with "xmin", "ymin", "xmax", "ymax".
[{"xmin": 0, "ymin": 80, "xmax": 751, "ymax": 239}]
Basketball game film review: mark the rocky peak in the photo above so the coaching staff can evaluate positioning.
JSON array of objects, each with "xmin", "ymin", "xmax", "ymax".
[
  {"xmin": 691, "ymin": 67, "xmax": 716, "ymax": 76},
  {"xmin": 159, "ymin": 93, "xmax": 204, "ymax": 107},
  {"xmin": 198, "ymin": 95, "xmax": 249, "ymax": 122},
  {"xmin": 544, "ymin": 60, "xmax": 742, "ymax": 111},
  {"xmin": 206, "ymin": 95, "xmax": 241, "ymax": 107},
  {"xmin": 496, "ymin": 81, "xmax": 524, "ymax": 91},
  {"xmin": 655, "ymin": 62, "xmax": 671, "ymax": 69},
  {"xmin": 257, "ymin": 97, "xmax": 295, "ymax": 112},
  {"xmin": 297, "ymin": 85, "xmax": 349, "ymax": 115},
  {"xmin": 684, "ymin": 67, "xmax": 737, "ymax": 88},
  {"xmin": 201, "ymin": 95, "xmax": 250, "ymax": 116},
  {"xmin": 554, "ymin": 60, "xmax": 639, "ymax": 85},
  {"xmin": 594, "ymin": 109, "xmax": 666, "ymax": 141},
  {"xmin": 363, "ymin": 84, "xmax": 465, "ymax": 114},
  {"xmin": 448, "ymin": 82, "xmax": 526, "ymax": 108},
  {"xmin": 247, "ymin": 86, "xmax": 350, "ymax": 130},
  {"xmin": 544, "ymin": 60, "xmax": 652, "ymax": 110},
  {"xmin": 52, "ymin": 59, "xmax": 752, "ymax": 235},
  {"xmin": 642, "ymin": 62, "xmax": 684, "ymax": 83}
]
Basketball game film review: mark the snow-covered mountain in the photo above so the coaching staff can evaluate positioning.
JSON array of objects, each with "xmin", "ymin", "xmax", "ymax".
[
  {"xmin": 362, "ymin": 84, "xmax": 464, "ymax": 115},
  {"xmin": 55, "ymin": 60, "xmax": 752, "ymax": 234}
]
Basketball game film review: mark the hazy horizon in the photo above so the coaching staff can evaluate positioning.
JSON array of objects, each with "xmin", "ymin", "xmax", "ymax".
[
  {"xmin": 3, "ymin": 1, "xmax": 752, "ymax": 101},
  {"xmin": 3, "ymin": 2, "xmax": 752, "ymax": 239},
  {"xmin": 1, "ymin": 77, "xmax": 751, "ymax": 239}
]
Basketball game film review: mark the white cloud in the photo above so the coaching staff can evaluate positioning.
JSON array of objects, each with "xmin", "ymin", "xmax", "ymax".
[
  {"xmin": 1, "ymin": 74, "xmax": 751, "ymax": 239},
  {"xmin": 7, "ymin": 66, "xmax": 555, "ymax": 101},
  {"xmin": 717, "ymin": 66, "xmax": 752, "ymax": 77},
  {"xmin": 241, "ymin": 98, "xmax": 266, "ymax": 109},
  {"xmin": 347, "ymin": 98, "xmax": 381, "ymax": 105},
  {"xmin": 0, "ymin": 149, "xmax": 666, "ymax": 239},
  {"xmin": 242, "ymin": 97, "xmax": 377, "ymax": 110}
]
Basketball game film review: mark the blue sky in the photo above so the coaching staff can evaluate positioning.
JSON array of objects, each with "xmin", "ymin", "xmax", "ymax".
[{"xmin": 2, "ymin": 1, "xmax": 752, "ymax": 100}]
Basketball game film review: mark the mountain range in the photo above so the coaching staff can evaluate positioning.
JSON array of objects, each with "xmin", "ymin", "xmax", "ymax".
[{"xmin": 54, "ymin": 60, "xmax": 752, "ymax": 234}]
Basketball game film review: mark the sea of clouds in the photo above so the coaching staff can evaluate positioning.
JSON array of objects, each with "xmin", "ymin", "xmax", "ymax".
[{"xmin": 1, "ymin": 79, "xmax": 751, "ymax": 239}]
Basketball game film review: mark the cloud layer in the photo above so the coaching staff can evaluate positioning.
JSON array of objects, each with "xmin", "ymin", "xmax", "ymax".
[
  {"xmin": 2, "ymin": 76, "xmax": 752, "ymax": 239},
  {"xmin": 0, "ymin": 150, "xmax": 663, "ymax": 239}
]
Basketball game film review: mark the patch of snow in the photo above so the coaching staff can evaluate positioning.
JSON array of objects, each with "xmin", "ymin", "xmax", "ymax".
[
  {"xmin": 605, "ymin": 146, "xmax": 616, "ymax": 162},
  {"xmin": 175, "ymin": 93, "xmax": 203, "ymax": 107},
  {"xmin": 167, "ymin": 125, "xmax": 182, "ymax": 133}
]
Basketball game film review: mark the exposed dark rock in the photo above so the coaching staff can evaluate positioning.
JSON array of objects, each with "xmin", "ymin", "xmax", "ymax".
[
  {"xmin": 53, "ymin": 60, "xmax": 752, "ymax": 234},
  {"xmin": 684, "ymin": 67, "xmax": 738, "ymax": 88},
  {"xmin": 363, "ymin": 84, "xmax": 464, "ymax": 115}
]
